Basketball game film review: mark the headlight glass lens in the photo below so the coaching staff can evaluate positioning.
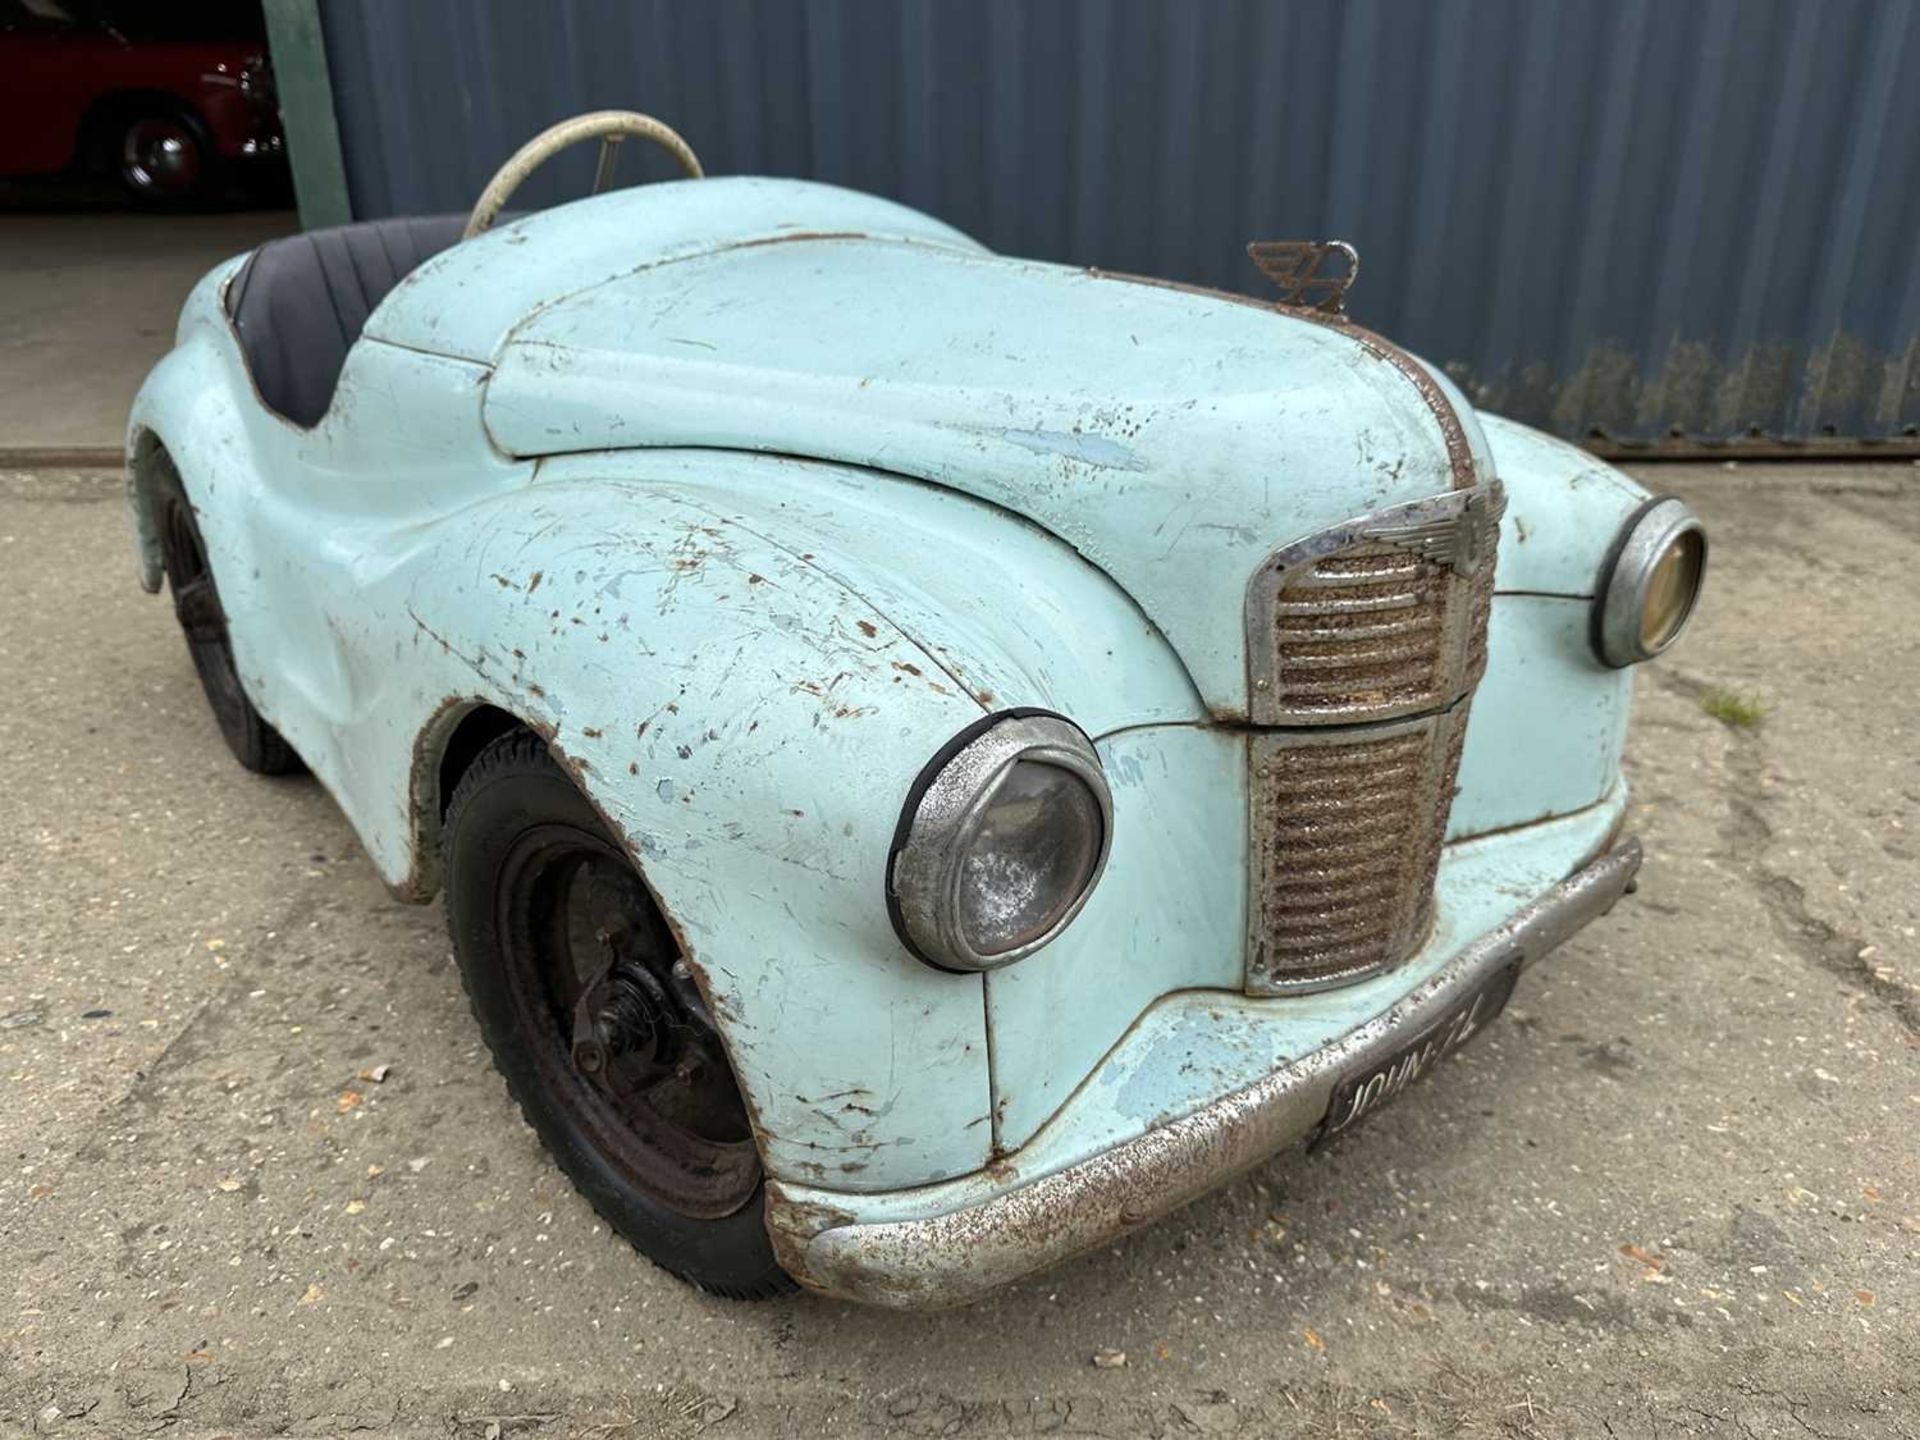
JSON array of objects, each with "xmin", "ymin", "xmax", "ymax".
[
  {"xmin": 1639, "ymin": 528, "xmax": 1705, "ymax": 653},
  {"xmin": 957, "ymin": 760, "xmax": 1105, "ymax": 956},
  {"xmin": 1596, "ymin": 497, "xmax": 1707, "ymax": 667},
  {"xmin": 890, "ymin": 714, "xmax": 1113, "ymax": 971}
]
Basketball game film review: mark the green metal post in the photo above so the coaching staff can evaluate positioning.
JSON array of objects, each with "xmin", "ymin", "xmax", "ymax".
[{"xmin": 261, "ymin": 0, "xmax": 353, "ymax": 229}]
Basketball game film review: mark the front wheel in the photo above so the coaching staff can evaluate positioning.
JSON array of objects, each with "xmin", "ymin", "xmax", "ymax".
[{"xmin": 442, "ymin": 730, "xmax": 793, "ymax": 1299}]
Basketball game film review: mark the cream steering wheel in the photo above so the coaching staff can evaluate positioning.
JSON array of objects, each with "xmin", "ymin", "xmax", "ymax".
[{"xmin": 462, "ymin": 110, "xmax": 704, "ymax": 240}]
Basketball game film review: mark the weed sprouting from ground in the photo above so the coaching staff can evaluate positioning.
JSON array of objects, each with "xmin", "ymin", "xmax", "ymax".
[{"xmin": 1701, "ymin": 688, "xmax": 1764, "ymax": 729}]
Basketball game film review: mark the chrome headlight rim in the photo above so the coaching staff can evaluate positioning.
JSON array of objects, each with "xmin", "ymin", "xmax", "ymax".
[
  {"xmin": 1593, "ymin": 495, "xmax": 1708, "ymax": 668},
  {"xmin": 888, "ymin": 710, "xmax": 1113, "ymax": 974}
]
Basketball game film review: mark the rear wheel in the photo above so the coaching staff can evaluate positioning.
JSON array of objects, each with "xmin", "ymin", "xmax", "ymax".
[
  {"xmin": 443, "ymin": 730, "xmax": 793, "ymax": 1299},
  {"xmin": 153, "ymin": 463, "xmax": 302, "ymax": 775}
]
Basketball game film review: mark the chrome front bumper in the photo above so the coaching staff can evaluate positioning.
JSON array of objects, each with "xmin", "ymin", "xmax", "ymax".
[{"xmin": 767, "ymin": 837, "xmax": 1642, "ymax": 1309}]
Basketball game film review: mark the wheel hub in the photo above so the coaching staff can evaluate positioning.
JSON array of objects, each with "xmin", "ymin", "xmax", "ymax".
[
  {"xmin": 124, "ymin": 119, "xmax": 199, "ymax": 195},
  {"xmin": 572, "ymin": 956, "xmax": 670, "ymax": 1074},
  {"xmin": 494, "ymin": 828, "xmax": 761, "ymax": 1218}
]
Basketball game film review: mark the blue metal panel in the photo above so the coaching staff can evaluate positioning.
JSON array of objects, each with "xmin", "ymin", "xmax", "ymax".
[
  {"xmin": 315, "ymin": 0, "xmax": 1920, "ymax": 443},
  {"xmin": 468, "ymin": 184, "xmax": 1469, "ymax": 719}
]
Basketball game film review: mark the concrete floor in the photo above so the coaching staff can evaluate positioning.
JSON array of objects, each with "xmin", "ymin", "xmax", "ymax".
[
  {"xmin": 0, "ymin": 462, "xmax": 1915, "ymax": 1438},
  {"xmin": 0, "ymin": 211, "xmax": 295, "ymax": 451}
]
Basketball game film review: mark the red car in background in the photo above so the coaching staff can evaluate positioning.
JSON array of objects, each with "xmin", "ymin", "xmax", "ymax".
[{"xmin": 0, "ymin": 0, "xmax": 283, "ymax": 204}]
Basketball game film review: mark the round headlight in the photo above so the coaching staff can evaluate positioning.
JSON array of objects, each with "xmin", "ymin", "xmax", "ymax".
[
  {"xmin": 1594, "ymin": 497, "xmax": 1707, "ymax": 667},
  {"xmin": 889, "ymin": 713, "xmax": 1113, "ymax": 972}
]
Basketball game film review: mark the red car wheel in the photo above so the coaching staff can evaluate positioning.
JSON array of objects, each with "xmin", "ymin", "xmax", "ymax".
[{"xmin": 116, "ymin": 109, "xmax": 213, "ymax": 204}]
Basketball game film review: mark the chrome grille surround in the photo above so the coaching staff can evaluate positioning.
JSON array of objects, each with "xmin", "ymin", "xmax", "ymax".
[
  {"xmin": 1245, "ymin": 483, "xmax": 1503, "ymax": 993},
  {"xmin": 1245, "ymin": 484, "xmax": 1505, "ymax": 727}
]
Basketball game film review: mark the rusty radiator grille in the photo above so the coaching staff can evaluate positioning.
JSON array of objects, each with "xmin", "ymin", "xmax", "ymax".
[
  {"xmin": 1247, "ymin": 706, "xmax": 1471, "ymax": 992},
  {"xmin": 1242, "ymin": 485, "xmax": 1503, "ymax": 993},
  {"xmin": 1246, "ymin": 484, "xmax": 1503, "ymax": 728},
  {"xmin": 1269, "ymin": 545, "xmax": 1453, "ymax": 715}
]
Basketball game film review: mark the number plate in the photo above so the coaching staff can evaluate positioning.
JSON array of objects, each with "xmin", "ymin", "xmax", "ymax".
[{"xmin": 1315, "ymin": 962, "xmax": 1520, "ymax": 1144}]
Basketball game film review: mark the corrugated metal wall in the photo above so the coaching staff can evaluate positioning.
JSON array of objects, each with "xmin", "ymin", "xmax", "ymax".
[{"xmin": 317, "ymin": 0, "xmax": 1920, "ymax": 447}]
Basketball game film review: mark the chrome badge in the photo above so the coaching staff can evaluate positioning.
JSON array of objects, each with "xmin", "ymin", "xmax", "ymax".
[{"xmin": 1359, "ymin": 484, "xmax": 1506, "ymax": 574}]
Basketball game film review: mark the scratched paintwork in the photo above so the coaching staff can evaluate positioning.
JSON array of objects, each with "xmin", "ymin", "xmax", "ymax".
[
  {"xmin": 481, "ymin": 215, "xmax": 1477, "ymax": 718},
  {"xmin": 769, "ymin": 796, "xmax": 1629, "ymax": 1238},
  {"xmin": 783, "ymin": 833, "xmax": 1644, "ymax": 1307},
  {"xmin": 533, "ymin": 451, "xmax": 1205, "ymax": 736},
  {"xmin": 367, "ymin": 177, "xmax": 986, "ymax": 363},
  {"xmin": 131, "ymin": 279, "xmax": 1005, "ymax": 1185},
  {"xmin": 1481, "ymin": 415, "xmax": 1657, "ymax": 595},
  {"xmin": 127, "ymin": 175, "xmax": 1663, "ymax": 1285},
  {"xmin": 989, "ymin": 725, "xmax": 1248, "ymax": 1152},
  {"xmin": 1450, "ymin": 597, "xmax": 1633, "ymax": 841}
]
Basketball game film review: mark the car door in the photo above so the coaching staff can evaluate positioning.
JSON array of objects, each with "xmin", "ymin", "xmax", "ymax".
[{"xmin": 0, "ymin": 0, "xmax": 111, "ymax": 176}]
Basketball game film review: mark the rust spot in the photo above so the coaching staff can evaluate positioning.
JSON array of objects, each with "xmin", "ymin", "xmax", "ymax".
[
  {"xmin": 747, "ymin": 573, "xmax": 766, "ymax": 585},
  {"xmin": 856, "ymin": 620, "xmax": 878, "ymax": 638},
  {"xmin": 395, "ymin": 694, "xmax": 474, "ymax": 901},
  {"xmin": 676, "ymin": 744, "xmax": 692, "ymax": 759},
  {"xmin": 550, "ymin": 746, "xmax": 595, "ymax": 788},
  {"xmin": 527, "ymin": 570, "xmax": 543, "ymax": 593},
  {"xmin": 491, "ymin": 573, "xmax": 517, "ymax": 589},
  {"xmin": 891, "ymin": 660, "xmax": 922, "ymax": 677},
  {"xmin": 635, "ymin": 720, "xmax": 650, "ymax": 739},
  {"xmin": 526, "ymin": 682, "xmax": 546, "ymax": 698},
  {"xmin": 581, "ymin": 726, "xmax": 603, "ymax": 739},
  {"xmin": 974, "ymin": 690, "xmax": 996, "ymax": 706},
  {"xmin": 628, "ymin": 762, "xmax": 638, "ymax": 775},
  {"xmin": 728, "ymin": 229, "xmax": 876, "ymax": 253}
]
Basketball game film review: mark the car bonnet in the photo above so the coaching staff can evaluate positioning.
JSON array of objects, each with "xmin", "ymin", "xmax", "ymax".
[{"xmin": 481, "ymin": 229, "xmax": 1485, "ymax": 721}]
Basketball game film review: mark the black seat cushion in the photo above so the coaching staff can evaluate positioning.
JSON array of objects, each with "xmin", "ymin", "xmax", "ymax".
[{"xmin": 225, "ymin": 215, "xmax": 469, "ymax": 428}]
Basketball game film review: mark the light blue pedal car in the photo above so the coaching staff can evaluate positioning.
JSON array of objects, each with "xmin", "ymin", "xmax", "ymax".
[{"xmin": 127, "ymin": 112, "xmax": 1706, "ymax": 1307}]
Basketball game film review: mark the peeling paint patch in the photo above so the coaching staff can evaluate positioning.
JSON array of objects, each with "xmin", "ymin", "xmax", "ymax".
[{"xmin": 998, "ymin": 426, "xmax": 1147, "ymax": 472}]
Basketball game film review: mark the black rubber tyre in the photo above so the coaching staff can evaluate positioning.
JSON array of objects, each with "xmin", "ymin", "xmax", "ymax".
[
  {"xmin": 108, "ymin": 104, "xmax": 218, "ymax": 207},
  {"xmin": 152, "ymin": 461, "xmax": 302, "ymax": 775},
  {"xmin": 443, "ymin": 730, "xmax": 795, "ymax": 1300}
]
